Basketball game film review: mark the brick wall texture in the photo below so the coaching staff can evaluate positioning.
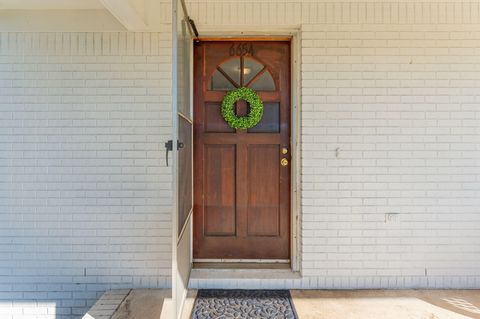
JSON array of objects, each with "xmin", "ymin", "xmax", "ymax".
[
  {"xmin": 2, "ymin": 1, "xmax": 480, "ymax": 318},
  {"xmin": 299, "ymin": 22, "xmax": 480, "ymax": 288},
  {"xmin": 0, "ymin": 32, "xmax": 173, "ymax": 319}
]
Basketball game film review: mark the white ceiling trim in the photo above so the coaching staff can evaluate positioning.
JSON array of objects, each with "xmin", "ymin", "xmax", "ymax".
[
  {"xmin": 0, "ymin": 0, "xmax": 104, "ymax": 10},
  {"xmin": 99, "ymin": 0, "xmax": 147, "ymax": 31}
]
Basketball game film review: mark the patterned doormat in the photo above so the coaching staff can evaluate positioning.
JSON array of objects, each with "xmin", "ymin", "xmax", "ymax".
[{"xmin": 191, "ymin": 289, "xmax": 298, "ymax": 319}]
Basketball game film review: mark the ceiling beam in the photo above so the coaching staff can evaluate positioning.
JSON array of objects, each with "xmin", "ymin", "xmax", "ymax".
[{"xmin": 99, "ymin": 0, "xmax": 147, "ymax": 30}]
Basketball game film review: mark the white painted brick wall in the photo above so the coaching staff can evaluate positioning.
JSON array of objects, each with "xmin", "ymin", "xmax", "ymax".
[
  {"xmin": 300, "ymin": 23, "xmax": 480, "ymax": 289},
  {"xmin": 3, "ymin": 1, "xmax": 480, "ymax": 317},
  {"xmin": 0, "ymin": 32, "xmax": 172, "ymax": 319},
  {"xmin": 188, "ymin": 1, "xmax": 480, "ymax": 290},
  {"xmin": 188, "ymin": 1, "xmax": 480, "ymax": 26}
]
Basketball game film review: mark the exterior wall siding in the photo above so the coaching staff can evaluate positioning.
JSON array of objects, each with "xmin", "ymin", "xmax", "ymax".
[
  {"xmin": 189, "ymin": 1, "xmax": 480, "ymax": 290},
  {"xmin": 1, "ymin": 1, "xmax": 480, "ymax": 318},
  {"xmin": 0, "ymin": 31, "xmax": 172, "ymax": 319},
  {"xmin": 300, "ymin": 22, "xmax": 480, "ymax": 289},
  {"xmin": 187, "ymin": 1, "xmax": 480, "ymax": 26}
]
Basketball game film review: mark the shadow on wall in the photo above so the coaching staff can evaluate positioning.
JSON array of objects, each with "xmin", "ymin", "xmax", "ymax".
[
  {"xmin": 0, "ymin": 291, "xmax": 113, "ymax": 319},
  {"xmin": 0, "ymin": 289, "xmax": 168, "ymax": 319},
  {"xmin": 82, "ymin": 289, "xmax": 131, "ymax": 319},
  {"xmin": 83, "ymin": 289, "xmax": 172, "ymax": 319},
  {"xmin": 0, "ymin": 300, "xmax": 57, "ymax": 318}
]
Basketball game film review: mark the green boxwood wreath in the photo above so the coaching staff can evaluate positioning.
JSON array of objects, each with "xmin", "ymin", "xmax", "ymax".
[{"xmin": 221, "ymin": 87, "xmax": 264, "ymax": 130}]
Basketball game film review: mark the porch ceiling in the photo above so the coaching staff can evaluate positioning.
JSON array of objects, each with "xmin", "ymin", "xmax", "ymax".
[
  {"xmin": 0, "ymin": 0, "xmax": 148, "ymax": 31},
  {"xmin": 0, "ymin": 0, "xmax": 104, "ymax": 10}
]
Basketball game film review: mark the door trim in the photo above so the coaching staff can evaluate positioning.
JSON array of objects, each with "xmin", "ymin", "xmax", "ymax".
[
  {"xmin": 191, "ymin": 29, "xmax": 301, "ymax": 273},
  {"xmin": 193, "ymin": 259, "xmax": 290, "ymax": 263},
  {"xmin": 197, "ymin": 37, "xmax": 292, "ymax": 42}
]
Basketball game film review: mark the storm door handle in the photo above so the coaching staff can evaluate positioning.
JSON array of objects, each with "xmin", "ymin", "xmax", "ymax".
[{"xmin": 164, "ymin": 140, "xmax": 185, "ymax": 167}]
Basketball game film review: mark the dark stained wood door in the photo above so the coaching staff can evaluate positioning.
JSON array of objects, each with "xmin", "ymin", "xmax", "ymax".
[{"xmin": 193, "ymin": 41, "xmax": 291, "ymax": 260}]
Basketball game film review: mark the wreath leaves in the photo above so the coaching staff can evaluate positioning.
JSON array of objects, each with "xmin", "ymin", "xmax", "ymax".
[{"xmin": 221, "ymin": 87, "xmax": 264, "ymax": 130}]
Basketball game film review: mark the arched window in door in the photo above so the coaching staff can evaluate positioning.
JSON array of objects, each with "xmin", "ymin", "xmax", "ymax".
[{"xmin": 209, "ymin": 56, "xmax": 275, "ymax": 91}]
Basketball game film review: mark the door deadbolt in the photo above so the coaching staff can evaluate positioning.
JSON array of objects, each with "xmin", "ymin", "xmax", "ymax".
[{"xmin": 281, "ymin": 147, "xmax": 288, "ymax": 155}]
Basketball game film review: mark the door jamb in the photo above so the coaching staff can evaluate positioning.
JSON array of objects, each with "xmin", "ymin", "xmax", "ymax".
[{"xmin": 190, "ymin": 28, "xmax": 302, "ymax": 273}]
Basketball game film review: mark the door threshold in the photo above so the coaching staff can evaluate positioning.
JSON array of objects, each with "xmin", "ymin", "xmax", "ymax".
[
  {"xmin": 193, "ymin": 262, "xmax": 291, "ymax": 270},
  {"xmin": 193, "ymin": 258, "xmax": 290, "ymax": 264},
  {"xmin": 190, "ymin": 266, "xmax": 301, "ymax": 280}
]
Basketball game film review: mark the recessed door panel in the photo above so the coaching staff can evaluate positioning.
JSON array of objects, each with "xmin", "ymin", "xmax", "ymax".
[
  {"xmin": 204, "ymin": 144, "xmax": 236, "ymax": 236},
  {"xmin": 247, "ymin": 145, "xmax": 280, "ymax": 236}
]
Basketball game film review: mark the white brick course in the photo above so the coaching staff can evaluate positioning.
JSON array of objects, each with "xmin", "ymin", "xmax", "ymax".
[
  {"xmin": 0, "ymin": 32, "xmax": 172, "ymax": 319},
  {"xmin": 2, "ymin": 1, "xmax": 480, "ymax": 318},
  {"xmin": 301, "ymin": 23, "xmax": 480, "ymax": 288},
  {"xmin": 188, "ymin": 1, "xmax": 480, "ymax": 291}
]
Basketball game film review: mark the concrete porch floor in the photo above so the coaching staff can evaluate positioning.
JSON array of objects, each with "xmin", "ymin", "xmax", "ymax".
[
  {"xmin": 84, "ymin": 289, "xmax": 480, "ymax": 319},
  {"xmin": 290, "ymin": 290, "xmax": 480, "ymax": 319}
]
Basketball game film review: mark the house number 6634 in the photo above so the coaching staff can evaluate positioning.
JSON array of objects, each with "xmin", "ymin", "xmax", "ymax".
[{"xmin": 229, "ymin": 43, "xmax": 254, "ymax": 56}]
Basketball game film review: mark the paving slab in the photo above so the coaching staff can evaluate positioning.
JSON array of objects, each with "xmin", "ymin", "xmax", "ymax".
[
  {"xmin": 291, "ymin": 290, "xmax": 480, "ymax": 319},
  {"xmin": 111, "ymin": 289, "xmax": 171, "ymax": 319},
  {"xmin": 82, "ymin": 290, "xmax": 131, "ymax": 319},
  {"xmin": 86, "ymin": 288, "xmax": 480, "ymax": 319}
]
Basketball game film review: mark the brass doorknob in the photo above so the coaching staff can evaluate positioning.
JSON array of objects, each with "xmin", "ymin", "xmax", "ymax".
[{"xmin": 281, "ymin": 158, "xmax": 288, "ymax": 166}]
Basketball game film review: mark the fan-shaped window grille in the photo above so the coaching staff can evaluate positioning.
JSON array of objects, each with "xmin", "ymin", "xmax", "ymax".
[{"xmin": 210, "ymin": 57, "xmax": 276, "ymax": 91}]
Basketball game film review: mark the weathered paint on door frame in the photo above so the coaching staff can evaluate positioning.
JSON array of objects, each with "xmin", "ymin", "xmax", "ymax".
[{"xmin": 190, "ymin": 31, "xmax": 301, "ymax": 271}]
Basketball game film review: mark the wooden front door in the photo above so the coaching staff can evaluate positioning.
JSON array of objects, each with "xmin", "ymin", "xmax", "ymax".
[{"xmin": 193, "ymin": 40, "xmax": 291, "ymax": 260}]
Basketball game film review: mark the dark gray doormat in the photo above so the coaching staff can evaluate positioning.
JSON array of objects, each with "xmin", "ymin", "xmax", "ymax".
[{"xmin": 191, "ymin": 289, "xmax": 298, "ymax": 319}]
